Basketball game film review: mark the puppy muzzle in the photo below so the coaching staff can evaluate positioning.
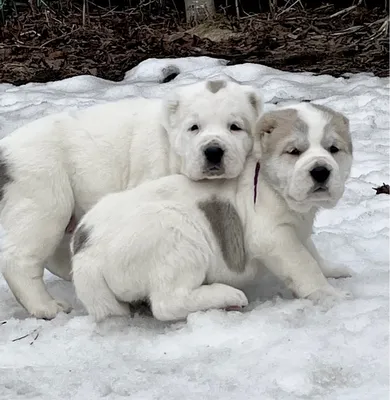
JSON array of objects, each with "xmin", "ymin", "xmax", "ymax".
[
  {"xmin": 202, "ymin": 141, "xmax": 226, "ymax": 175},
  {"xmin": 290, "ymin": 156, "xmax": 339, "ymax": 200}
]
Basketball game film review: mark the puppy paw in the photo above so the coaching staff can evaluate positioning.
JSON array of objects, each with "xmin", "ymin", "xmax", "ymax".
[
  {"xmin": 322, "ymin": 263, "xmax": 354, "ymax": 279},
  {"xmin": 29, "ymin": 299, "xmax": 72, "ymax": 320},
  {"xmin": 307, "ymin": 286, "xmax": 353, "ymax": 309},
  {"xmin": 222, "ymin": 288, "xmax": 249, "ymax": 309}
]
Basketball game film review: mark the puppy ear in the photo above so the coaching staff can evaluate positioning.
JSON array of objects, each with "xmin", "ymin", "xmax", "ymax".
[
  {"xmin": 240, "ymin": 86, "xmax": 264, "ymax": 119},
  {"xmin": 248, "ymin": 92, "xmax": 264, "ymax": 117},
  {"xmin": 256, "ymin": 108, "xmax": 297, "ymax": 137},
  {"xmin": 161, "ymin": 91, "xmax": 180, "ymax": 131},
  {"xmin": 332, "ymin": 111, "xmax": 352, "ymax": 154},
  {"xmin": 256, "ymin": 113, "xmax": 277, "ymax": 137},
  {"xmin": 253, "ymin": 108, "xmax": 298, "ymax": 159},
  {"xmin": 332, "ymin": 112, "xmax": 350, "ymax": 134}
]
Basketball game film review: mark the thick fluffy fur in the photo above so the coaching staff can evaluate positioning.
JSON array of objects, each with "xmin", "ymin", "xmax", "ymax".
[
  {"xmin": 0, "ymin": 79, "xmax": 263, "ymax": 319},
  {"xmin": 71, "ymin": 103, "xmax": 354, "ymax": 322}
]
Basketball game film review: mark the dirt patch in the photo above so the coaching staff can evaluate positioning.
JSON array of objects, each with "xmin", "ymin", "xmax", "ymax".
[{"xmin": 0, "ymin": 4, "xmax": 388, "ymax": 85}]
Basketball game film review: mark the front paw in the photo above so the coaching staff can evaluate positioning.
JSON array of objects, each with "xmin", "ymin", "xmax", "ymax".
[
  {"xmin": 321, "ymin": 263, "xmax": 354, "ymax": 279},
  {"xmin": 307, "ymin": 286, "xmax": 353, "ymax": 308},
  {"xmin": 29, "ymin": 299, "xmax": 72, "ymax": 320},
  {"xmin": 222, "ymin": 288, "xmax": 249, "ymax": 309}
]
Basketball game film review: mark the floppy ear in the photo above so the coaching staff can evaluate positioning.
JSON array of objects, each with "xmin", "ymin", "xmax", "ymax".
[
  {"xmin": 256, "ymin": 108, "xmax": 297, "ymax": 137},
  {"xmin": 161, "ymin": 91, "xmax": 180, "ymax": 131},
  {"xmin": 335, "ymin": 112, "xmax": 349, "ymax": 130},
  {"xmin": 334, "ymin": 113, "xmax": 352, "ymax": 154},
  {"xmin": 240, "ymin": 86, "xmax": 264, "ymax": 122},
  {"xmin": 253, "ymin": 108, "xmax": 298, "ymax": 159},
  {"xmin": 252, "ymin": 112, "xmax": 276, "ymax": 159},
  {"xmin": 256, "ymin": 112, "xmax": 278, "ymax": 137},
  {"xmin": 247, "ymin": 91, "xmax": 264, "ymax": 118}
]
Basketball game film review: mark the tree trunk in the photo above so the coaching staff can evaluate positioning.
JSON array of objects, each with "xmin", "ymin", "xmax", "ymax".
[{"xmin": 184, "ymin": 0, "xmax": 216, "ymax": 23}]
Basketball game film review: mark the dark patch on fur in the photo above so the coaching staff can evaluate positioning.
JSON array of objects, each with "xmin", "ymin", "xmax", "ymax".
[
  {"xmin": 248, "ymin": 93, "xmax": 259, "ymax": 112},
  {"xmin": 198, "ymin": 197, "xmax": 246, "ymax": 273},
  {"xmin": 206, "ymin": 80, "xmax": 226, "ymax": 93},
  {"xmin": 72, "ymin": 224, "xmax": 91, "ymax": 255},
  {"xmin": 160, "ymin": 65, "xmax": 180, "ymax": 83},
  {"xmin": 0, "ymin": 148, "xmax": 12, "ymax": 202}
]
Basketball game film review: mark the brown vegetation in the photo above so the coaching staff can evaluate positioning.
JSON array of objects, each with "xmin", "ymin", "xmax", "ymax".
[{"xmin": 0, "ymin": 1, "xmax": 388, "ymax": 85}]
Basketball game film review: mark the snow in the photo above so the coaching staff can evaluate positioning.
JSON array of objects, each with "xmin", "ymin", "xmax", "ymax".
[{"xmin": 0, "ymin": 57, "xmax": 389, "ymax": 400}]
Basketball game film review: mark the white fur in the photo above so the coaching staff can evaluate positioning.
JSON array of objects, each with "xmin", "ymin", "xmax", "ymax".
[
  {"xmin": 0, "ymin": 79, "xmax": 262, "ymax": 319},
  {"xmin": 71, "ymin": 103, "xmax": 354, "ymax": 323}
]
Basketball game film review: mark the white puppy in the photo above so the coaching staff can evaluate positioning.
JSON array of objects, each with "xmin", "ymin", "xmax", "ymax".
[
  {"xmin": 0, "ymin": 79, "xmax": 263, "ymax": 319},
  {"xmin": 71, "ymin": 103, "xmax": 354, "ymax": 322}
]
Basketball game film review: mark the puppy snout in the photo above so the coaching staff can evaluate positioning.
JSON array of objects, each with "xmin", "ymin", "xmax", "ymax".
[
  {"xmin": 204, "ymin": 146, "xmax": 224, "ymax": 165},
  {"xmin": 310, "ymin": 166, "xmax": 331, "ymax": 184}
]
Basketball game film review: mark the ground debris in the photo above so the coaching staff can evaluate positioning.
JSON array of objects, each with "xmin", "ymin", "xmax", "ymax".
[
  {"xmin": 12, "ymin": 327, "xmax": 41, "ymax": 345},
  {"xmin": 0, "ymin": 4, "xmax": 388, "ymax": 85},
  {"xmin": 372, "ymin": 183, "xmax": 390, "ymax": 195}
]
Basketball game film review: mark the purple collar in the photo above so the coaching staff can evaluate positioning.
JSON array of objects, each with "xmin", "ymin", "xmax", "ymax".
[{"xmin": 253, "ymin": 162, "xmax": 260, "ymax": 204}]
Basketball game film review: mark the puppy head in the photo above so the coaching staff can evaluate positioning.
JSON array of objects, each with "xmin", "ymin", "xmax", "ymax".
[
  {"xmin": 256, "ymin": 103, "xmax": 353, "ymax": 213},
  {"xmin": 162, "ymin": 79, "xmax": 263, "ymax": 180}
]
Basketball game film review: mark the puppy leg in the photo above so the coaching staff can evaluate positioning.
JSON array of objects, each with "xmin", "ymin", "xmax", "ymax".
[
  {"xmin": 258, "ymin": 227, "xmax": 353, "ymax": 306},
  {"xmin": 72, "ymin": 253, "xmax": 130, "ymax": 322},
  {"xmin": 150, "ymin": 283, "xmax": 248, "ymax": 322},
  {"xmin": 46, "ymin": 234, "xmax": 72, "ymax": 281},
  {"xmin": 2, "ymin": 216, "xmax": 72, "ymax": 319},
  {"xmin": 1, "ymin": 176, "xmax": 74, "ymax": 319},
  {"xmin": 305, "ymin": 238, "xmax": 353, "ymax": 279}
]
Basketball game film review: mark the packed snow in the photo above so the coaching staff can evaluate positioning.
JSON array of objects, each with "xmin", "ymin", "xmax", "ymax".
[{"xmin": 0, "ymin": 57, "xmax": 389, "ymax": 400}]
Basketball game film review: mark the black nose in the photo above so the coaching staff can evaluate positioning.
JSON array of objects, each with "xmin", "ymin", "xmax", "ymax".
[
  {"xmin": 204, "ymin": 146, "xmax": 224, "ymax": 165},
  {"xmin": 310, "ymin": 166, "xmax": 330, "ymax": 183}
]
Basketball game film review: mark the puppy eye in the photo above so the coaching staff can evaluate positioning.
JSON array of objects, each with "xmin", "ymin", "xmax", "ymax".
[
  {"xmin": 287, "ymin": 148, "xmax": 301, "ymax": 156},
  {"xmin": 329, "ymin": 145, "xmax": 339, "ymax": 154},
  {"xmin": 230, "ymin": 124, "xmax": 241, "ymax": 131},
  {"xmin": 189, "ymin": 124, "xmax": 199, "ymax": 132}
]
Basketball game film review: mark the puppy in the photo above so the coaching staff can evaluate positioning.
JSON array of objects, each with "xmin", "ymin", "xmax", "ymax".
[
  {"xmin": 0, "ymin": 79, "xmax": 263, "ymax": 319},
  {"xmin": 71, "ymin": 103, "xmax": 354, "ymax": 322}
]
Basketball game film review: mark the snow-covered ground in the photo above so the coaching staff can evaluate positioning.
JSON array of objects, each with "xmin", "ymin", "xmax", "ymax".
[{"xmin": 0, "ymin": 57, "xmax": 389, "ymax": 400}]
